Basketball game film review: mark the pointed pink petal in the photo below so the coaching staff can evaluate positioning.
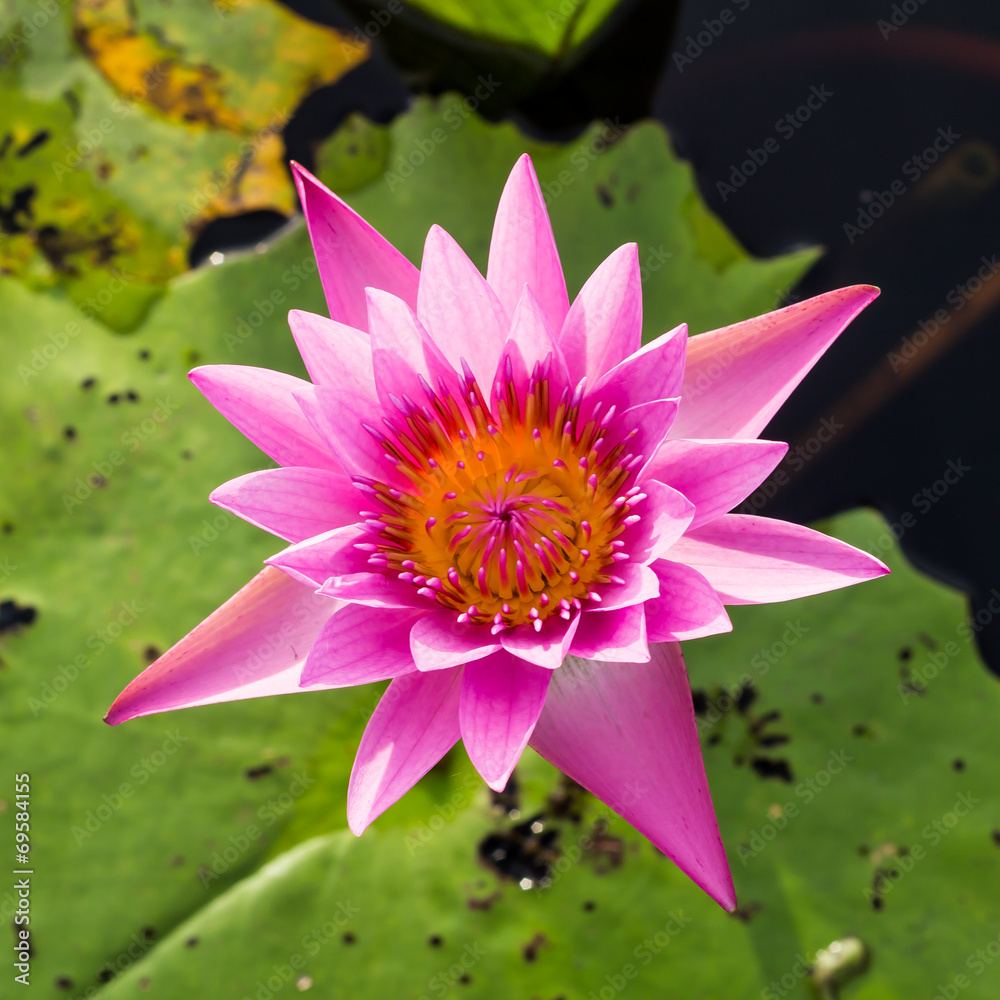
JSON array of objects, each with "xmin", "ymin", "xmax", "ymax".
[
  {"xmin": 504, "ymin": 284, "xmax": 571, "ymax": 388},
  {"xmin": 626, "ymin": 478, "xmax": 695, "ymax": 563},
  {"xmin": 287, "ymin": 309, "xmax": 376, "ymax": 392},
  {"xmin": 487, "ymin": 154, "xmax": 569, "ymax": 335},
  {"xmin": 292, "ymin": 162, "xmax": 419, "ymax": 331},
  {"xmin": 347, "ymin": 667, "xmax": 462, "ymax": 833},
  {"xmin": 319, "ymin": 572, "xmax": 427, "ymax": 610},
  {"xmin": 530, "ymin": 645, "xmax": 736, "ymax": 910},
  {"xmin": 644, "ymin": 439, "xmax": 788, "ymax": 531},
  {"xmin": 570, "ymin": 605, "xmax": 649, "ymax": 662},
  {"xmin": 500, "ymin": 612, "xmax": 580, "ymax": 669},
  {"xmin": 104, "ymin": 566, "xmax": 337, "ymax": 724},
  {"xmin": 365, "ymin": 288, "xmax": 457, "ymax": 409},
  {"xmin": 189, "ymin": 366, "xmax": 339, "ymax": 472},
  {"xmin": 615, "ymin": 398, "xmax": 680, "ymax": 476},
  {"xmin": 673, "ymin": 285, "xmax": 879, "ymax": 440},
  {"xmin": 590, "ymin": 561, "xmax": 659, "ymax": 612},
  {"xmin": 210, "ymin": 467, "xmax": 362, "ymax": 543},
  {"xmin": 417, "ymin": 225, "xmax": 509, "ymax": 390},
  {"xmin": 559, "ymin": 243, "xmax": 641, "ymax": 385},
  {"xmin": 410, "ymin": 611, "xmax": 501, "ymax": 670},
  {"xmin": 300, "ymin": 604, "xmax": 421, "ymax": 686},
  {"xmin": 265, "ymin": 524, "xmax": 362, "ymax": 588},
  {"xmin": 294, "ymin": 385, "xmax": 405, "ymax": 488},
  {"xmin": 670, "ymin": 514, "xmax": 890, "ymax": 604},
  {"xmin": 645, "ymin": 560, "xmax": 733, "ymax": 641},
  {"xmin": 591, "ymin": 323, "xmax": 687, "ymax": 415},
  {"xmin": 460, "ymin": 651, "xmax": 552, "ymax": 791}
]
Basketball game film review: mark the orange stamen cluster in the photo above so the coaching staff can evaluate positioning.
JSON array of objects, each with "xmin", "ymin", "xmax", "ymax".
[{"xmin": 354, "ymin": 356, "xmax": 645, "ymax": 631}]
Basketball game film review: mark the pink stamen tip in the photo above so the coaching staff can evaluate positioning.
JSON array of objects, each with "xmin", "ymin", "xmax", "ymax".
[
  {"xmin": 587, "ymin": 591, "xmax": 601, "ymax": 602},
  {"xmin": 353, "ymin": 542, "xmax": 378, "ymax": 552},
  {"xmin": 398, "ymin": 572, "xmax": 415, "ymax": 583},
  {"xmin": 457, "ymin": 613, "xmax": 469, "ymax": 623},
  {"xmin": 552, "ymin": 459, "xmax": 566, "ymax": 468},
  {"xmin": 425, "ymin": 516, "xmax": 437, "ymax": 531},
  {"xmin": 477, "ymin": 451, "xmax": 485, "ymax": 461},
  {"xmin": 493, "ymin": 612, "xmax": 504, "ymax": 625},
  {"xmin": 626, "ymin": 486, "xmax": 642, "ymax": 497},
  {"xmin": 457, "ymin": 460, "xmax": 466, "ymax": 469},
  {"xmin": 532, "ymin": 619, "xmax": 543, "ymax": 632},
  {"xmin": 532, "ymin": 427, "xmax": 541, "ymax": 439},
  {"xmin": 569, "ymin": 570, "xmax": 580, "ymax": 583},
  {"xmin": 427, "ymin": 577, "xmax": 443, "ymax": 590},
  {"xmin": 560, "ymin": 609, "xmax": 571, "ymax": 620},
  {"xmin": 502, "ymin": 602, "xmax": 511, "ymax": 614},
  {"xmin": 612, "ymin": 552, "xmax": 630, "ymax": 561},
  {"xmin": 539, "ymin": 593, "xmax": 550, "ymax": 606},
  {"xmin": 417, "ymin": 587, "xmax": 437, "ymax": 600},
  {"xmin": 444, "ymin": 491, "xmax": 457, "ymax": 500},
  {"xmin": 581, "ymin": 520, "xmax": 592, "ymax": 540},
  {"xmin": 478, "ymin": 567, "xmax": 487, "ymax": 590},
  {"xmin": 428, "ymin": 458, "xmax": 438, "ymax": 468},
  {"xmin": 401, "ymin": 559, "xmax": 416, "ymax": 569},
  {"xmin": 412, "ymin": 575, "xmax": 427, "ymax": 586},
  {"xmin": 491, "ymin": 623, "xmax": 505, "ymax": 635},
  {"xmin": 623, "ymin": 514, "xmax": 641, "ymax": 526},
  {"xmin": 610, "ymin": 540, "xmax": 625, "ymax": 549},
  {"xmin": 609, "ymin": 576, "xmax": 625, "ymax": 585},
  {"xmin": 448, "ymin": 568, "xmax": 461, "ymax": 586},
  {"xmin": 528, "ymin": 607, "xmax": 539, "ymax": 619},
  {"xmin": 580, "ymin": 549, "xmax": 590, "ymax": 562},
  {"xmin": 468, "ymin": 605, "xmax": 479, "ymax": 615},
  {"xmin": 572, "ymin": 598, "xmax": 582, "ymax": 610},
  {"xmin": 588, "ymin": 474, "xmax": 598, "ymax": 488},
  {"xmin": 560, "ymin": 598, "xmax": 571, "ymax": 610},
  {"xmin": 578, "ymin": 457, "xmax": 588, "ymax": 469}
]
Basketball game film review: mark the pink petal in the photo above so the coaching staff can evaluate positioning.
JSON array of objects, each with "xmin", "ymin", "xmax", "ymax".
[
  {"xmin": 347, "ymin": 667, "xmax": 462, "ymax": 833},
  {"xmin": 613, "ymin": 398, "xmax": 680, "ymax": 476},
  {"xmin": 673, "ymin": 285, "xmax": 879, "ymax": 440},
  {"xmin": 287, "ymin": 309, "xmax": 376, "ymax": 393},
  {"xmin": 505, "ymin": 284, "xmax": 571, "ymax": 389},
  {"xmin": 104, "ymin": 566, "xmax": 337, "ymax": 724},
  {"xmin": 460, "ymin": 651, "xmax": 552, "ymax": 791},
  {"xmin": 529, "ymin": 645, "xmax": 736, "ymax": 910},
  {"xmin": 559, "ymin": 243, "xmax": 641, "ymax": 385},
  {"xmin": 643, "ymin": 439, "xmax": 788, "ymax": 531},
  {"xmin": 210, "ymin": 467, "xmax": 362, "ymax": 543},
  {"xmin": 294, "ymin": 385, "xmax": 405, "ymax": 488},
  {"xmin": 500, "ymin": 613, "xmax": 580, "ymax": 669},
  {"xmin": 590, "ymin": 323, "xmax": 687, "ymax": 415},
  {"xmin": 189, "ymin": 366, "xmax": 339, "ymax": 472},
  {"xmin": 570, "ymin": 605, "xmax": 650, "ymax": 662},
  {"xmin": 292, "ymin": 162, "xmax": 419, "ymax": 331},
  {"xmin": 265, "ymin": 524, "xmax": 362, "ymax": 588},
  {"xmin": 417, "ymin": 225, "xmax": 509, "ymax": 390},
  {"xmin": 487, "ymin": 154, "xmax": 569, "ymax": 335},
  {"xmin": 625, "ymin": 478, "xmax": 695, "ymax": 564},
  {"xmin": 319, "ymin": 572, "xmax": 427, "ymax": 611},
  {"xmin": 300, "ymin": 604, "xmax": 421, "ymax": 686},
  {"xmin": 589, "ymin": 561, "xmax": 660, "ymax": 612},
  {"xmin": 645, "ymin": 560, "xmax": 732, "ymax": 641},
  {"xmin": 365, "ymin": 289, "xmax": 457, "ymax": 409},
  {"xmin": 410, "ymin": 611, "xmax": 501, "ymax": 671},
  {"xmin": 670, "ymin": 514, "xmax": 890, "ymax": 604}
]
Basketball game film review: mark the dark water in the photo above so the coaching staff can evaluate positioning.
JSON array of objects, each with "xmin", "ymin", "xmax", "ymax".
[{"xmin": 199, "ymin": 0, "xmax": 1000, "ymax": 674}]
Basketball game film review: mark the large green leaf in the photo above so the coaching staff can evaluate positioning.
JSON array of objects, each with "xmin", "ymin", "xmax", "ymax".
[
  {"xmin": 318, "ymin": 95, "xmax": 820, "ymax": 339},
  {"xmin": 398, "ymin": 0, "xmax": 629, "ymax": 59},
  {"xmin": 86, "ymin": 512, "xmax": 1000, "ymax": 999},
  {"xmin": 0, "ymin": 0, "xmax": 366, "ymax": 329}
]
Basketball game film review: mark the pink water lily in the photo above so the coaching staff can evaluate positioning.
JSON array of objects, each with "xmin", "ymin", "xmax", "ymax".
[{"xmin": 106, "ymin": 154, "xmax": 888, "ymax": 911}]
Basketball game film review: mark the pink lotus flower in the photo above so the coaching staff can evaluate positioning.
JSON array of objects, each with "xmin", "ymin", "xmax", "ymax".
[{"xmin": 106, "ymin": 155, "xmax": 888, "ymax": 911}]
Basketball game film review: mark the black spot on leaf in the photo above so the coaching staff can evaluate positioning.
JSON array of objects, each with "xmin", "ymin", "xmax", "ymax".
[{"xmin": 750, "ymin": 757, "xmax": 794, "ymax": 782}]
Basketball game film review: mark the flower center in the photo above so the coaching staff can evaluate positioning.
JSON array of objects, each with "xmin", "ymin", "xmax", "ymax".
[{"xmin": 355, "ymin": 356, "xmax": 643, "ymax": 631}]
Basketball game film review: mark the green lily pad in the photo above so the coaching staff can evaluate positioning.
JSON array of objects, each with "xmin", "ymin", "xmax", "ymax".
[
  {"xmin": 317, "ymin": 95, "xmax": 820, "ymax": 339},
  {"xmin": 79, "ymin": 512, "xmax": 1000, "ymax": 1000},
  {"xmin": 398, "ymin": 0, "xmax": 629, "ymax": 59},
  {"xmin": 0, "ymin": 0, "xmax": 367, "ymax": 330}
]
